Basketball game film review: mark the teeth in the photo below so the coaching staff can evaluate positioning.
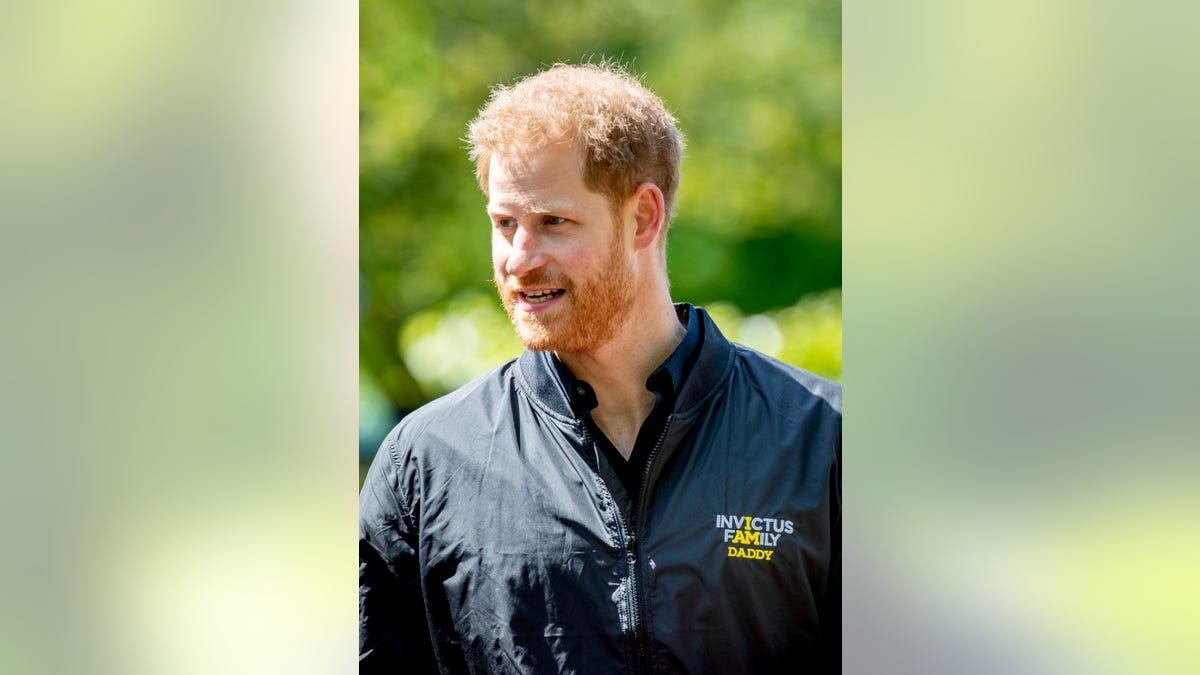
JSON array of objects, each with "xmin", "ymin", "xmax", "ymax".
[{"xmin": 523, "ymin": 289, "xmax": 560, "ymax": 303}]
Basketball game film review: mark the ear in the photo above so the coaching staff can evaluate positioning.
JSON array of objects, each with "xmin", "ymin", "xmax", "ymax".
[{"xmin": 629, "ymin": 182, "xmax": 667, "ymax": 252}]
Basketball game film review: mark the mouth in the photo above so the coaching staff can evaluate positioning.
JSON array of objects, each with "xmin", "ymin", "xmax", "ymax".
[{"xmin": 518, "ymin": 288, "xmax": 566, "ymax": 305}]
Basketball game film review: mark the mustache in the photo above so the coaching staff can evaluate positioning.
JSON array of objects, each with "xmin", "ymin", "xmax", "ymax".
[{"xmin": 494, "ymin": 270, "xmax": 573, "ymax": 293}]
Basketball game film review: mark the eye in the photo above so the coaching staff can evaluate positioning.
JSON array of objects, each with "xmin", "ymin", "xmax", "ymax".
[
  {"xmin": 494, "ymin": 217, "xmax": 516, "ymax": 228},
  {"xmin": 544, "ymin": 215, "xmax": 567, "ymax": 225}
]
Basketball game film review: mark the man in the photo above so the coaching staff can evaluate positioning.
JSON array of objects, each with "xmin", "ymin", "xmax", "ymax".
[{"xmin": 360, "ymin": 63, "xmax": 841, "ymax": 674}]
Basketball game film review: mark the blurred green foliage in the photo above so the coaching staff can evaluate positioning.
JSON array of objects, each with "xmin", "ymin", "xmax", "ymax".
[{"xmin": 361, "ymin": 0, "xmax": 841, "ymax": 457}]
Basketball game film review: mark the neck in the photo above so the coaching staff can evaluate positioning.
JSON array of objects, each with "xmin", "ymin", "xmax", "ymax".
[
  {"xmin": 556, "ymin": 286, "xmax": 684, "ymax": 457},
  {"xmin": 556, "ymin": 297, "xmax": 682, "ymax": 391}
]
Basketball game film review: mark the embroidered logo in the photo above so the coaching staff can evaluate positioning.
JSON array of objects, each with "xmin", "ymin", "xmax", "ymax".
[{"xmin": 715, "ymin": 514, "xmax": 794, "ymax": 561}]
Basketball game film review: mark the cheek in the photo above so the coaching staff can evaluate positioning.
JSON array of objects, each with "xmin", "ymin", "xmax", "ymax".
[{"xmin": 491, "ymin": 232, "xmax": 508, "ymax": 272}]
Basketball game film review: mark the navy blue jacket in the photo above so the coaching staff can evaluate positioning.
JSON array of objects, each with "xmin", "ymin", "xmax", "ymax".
[{"xmin": 360, "ymin": 306, "xmax": 841, "ymax": 674}]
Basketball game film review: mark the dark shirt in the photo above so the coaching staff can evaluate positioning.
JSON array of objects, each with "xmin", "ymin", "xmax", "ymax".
[{"xmin": 551, "ymin": 304, "xmax": 702, "ymax": 520}]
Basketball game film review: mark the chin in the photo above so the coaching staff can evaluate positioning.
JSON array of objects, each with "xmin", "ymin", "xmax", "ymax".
[
  {"xmin": 504, "ymin": 288, "xmax": 632, "ymax": 354},
  {"xmin": 512, "ymin": 317, "xmax": 594, "ymax": 354},
  {"xmin": 514, "ymin": 323, "xmax": 571, "ymax": 353}
]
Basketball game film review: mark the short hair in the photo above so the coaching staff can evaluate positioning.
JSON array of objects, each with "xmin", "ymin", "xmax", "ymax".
[{"xmin": 466, "ymin": 62, "xmax": 685, "ymax": 219}]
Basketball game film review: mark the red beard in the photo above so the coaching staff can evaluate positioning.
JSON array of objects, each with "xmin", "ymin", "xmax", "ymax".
[{"xmin": 494, "ymin": 235, "xmax": 635, "ymax": 354}]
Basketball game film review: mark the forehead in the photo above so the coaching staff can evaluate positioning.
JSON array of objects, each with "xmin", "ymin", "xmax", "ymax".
[{"xmin": 486, "ymin": 142, "xmax": 605, "ymax": 214}]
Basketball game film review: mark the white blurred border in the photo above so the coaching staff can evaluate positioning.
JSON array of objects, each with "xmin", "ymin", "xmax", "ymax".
[{"xmin": 0, "ymin": 1, "xmax": 357, "ymax": 673}]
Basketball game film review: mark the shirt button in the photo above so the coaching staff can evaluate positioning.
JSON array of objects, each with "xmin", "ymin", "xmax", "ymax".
[{"xmin": 575, "ymin": 385, "xmax": 586, "ymax": 396}]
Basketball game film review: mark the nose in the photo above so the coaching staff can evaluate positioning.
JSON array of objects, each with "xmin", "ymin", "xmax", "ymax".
[{"xmin": 502, "ymin": 225, "xmax": 545, "ymax": 278}]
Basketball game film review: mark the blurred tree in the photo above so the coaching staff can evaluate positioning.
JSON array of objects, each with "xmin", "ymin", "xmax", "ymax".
[{"xmin": 361, "ymin": 0, "xmax": 841, "ymax": 461}]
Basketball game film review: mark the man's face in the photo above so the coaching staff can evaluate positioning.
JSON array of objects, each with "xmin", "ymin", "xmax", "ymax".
[{"xmin": 488, "ymin": 142, "xmax": 635, "ymax": 354}]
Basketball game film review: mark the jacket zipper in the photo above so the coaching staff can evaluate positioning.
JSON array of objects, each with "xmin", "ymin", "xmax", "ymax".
[
  {"xmin": 577, "ymin": 411, "xmax": 674, "ymax": 673},
  {"xmin": 575, "ymin": 421, "xmax": 639, "ymax": 669},
  {"xmin": 628, "ymin": 413, "xmax": 673, "ymax": 674}
]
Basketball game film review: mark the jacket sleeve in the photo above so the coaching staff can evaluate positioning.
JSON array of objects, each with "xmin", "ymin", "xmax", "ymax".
[{"xmin": 359, "ymin": 431, "xmax": 437, "ymax": 673}]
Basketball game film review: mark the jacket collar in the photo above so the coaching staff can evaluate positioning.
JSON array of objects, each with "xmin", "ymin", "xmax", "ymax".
[{"xmin": 515, "ymin": 303, "xmax": 735, "ymax": 421}]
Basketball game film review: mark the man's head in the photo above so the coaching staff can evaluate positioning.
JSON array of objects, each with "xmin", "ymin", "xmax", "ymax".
[
  {"xmin": 468, "ymin": 63, "xmax": 685, "ymax": 354},
  {"xmin": 467, "ymin": 62, "xmax": 685, "ymax": 224}
]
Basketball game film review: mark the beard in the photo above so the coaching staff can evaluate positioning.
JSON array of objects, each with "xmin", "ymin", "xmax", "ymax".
[{"xmin": 494, "ymin": 237, "xmax": 635, "ymax": 354}]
